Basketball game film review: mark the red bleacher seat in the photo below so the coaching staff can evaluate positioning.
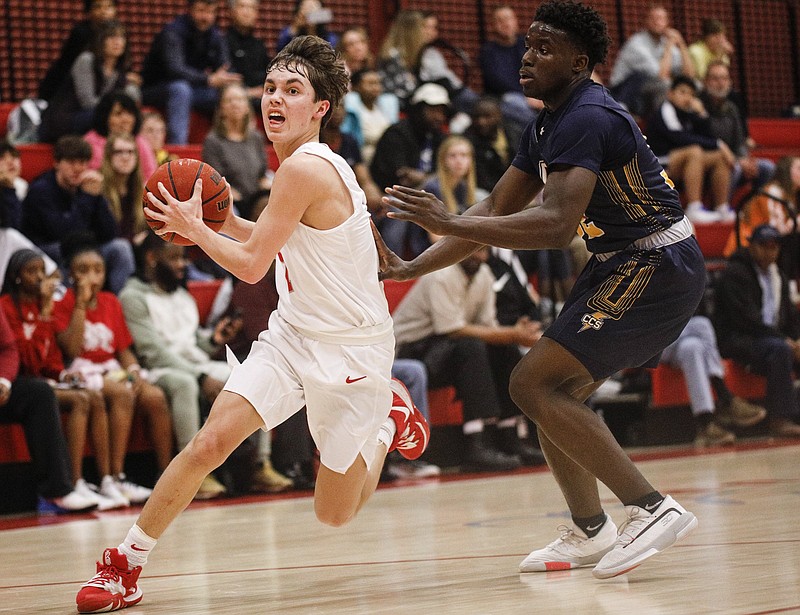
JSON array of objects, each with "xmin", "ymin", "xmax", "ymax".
[
  {"xmin": 382, "ymin": 278, "xmax": 464, "ymax": 427},
  {"xmin": 18, "ymin": 143, "xmax": 54, "ymax": 182},
  {"xmin": 650, "ymin": 359, "xmax": 767, "ymax": 409},
  {"xmin": 187, "ymin": 279, "xmax": 223, "ymax": 327},
  {"xmin": 693, "ymin": 221, "xmax": 734, "ymax": 260}
]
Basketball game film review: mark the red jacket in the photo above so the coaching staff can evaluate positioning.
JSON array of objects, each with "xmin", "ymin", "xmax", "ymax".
[
  {"xmin": 0, "ymin": 295, "xmax": 64, "ymax": 380},
  {"xmin": 0, "ymin": 305, "xmax": 20, "ymax": 383}
]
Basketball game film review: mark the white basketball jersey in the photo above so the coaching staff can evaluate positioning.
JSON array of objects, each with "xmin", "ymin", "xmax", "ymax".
[{"xmin": 274, "ymin": 142, "xmax": 392, "ymax": 345}]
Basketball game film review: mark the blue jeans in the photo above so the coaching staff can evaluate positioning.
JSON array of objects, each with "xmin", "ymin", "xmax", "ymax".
[
  {"xmin": 391, "ymin": 358, "xmax": 430, "ymax": 422},
  {"xmin": 143, "ymin": 80, "xmax": 220, "ymax": 145}
]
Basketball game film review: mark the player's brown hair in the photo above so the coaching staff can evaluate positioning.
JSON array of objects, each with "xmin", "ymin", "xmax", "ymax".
[{"xmin": 267, "ymin": 35, "xmax": 349, "ymax": 128}]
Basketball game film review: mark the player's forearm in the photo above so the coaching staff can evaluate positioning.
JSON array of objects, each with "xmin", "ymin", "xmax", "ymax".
[
  {"xmin": 219, "ymin": 214, "xmax": 256, "ymax": 243},
  {"xmin": 193, "ymin": 224, "xmax": 272, "ymax": 284}
]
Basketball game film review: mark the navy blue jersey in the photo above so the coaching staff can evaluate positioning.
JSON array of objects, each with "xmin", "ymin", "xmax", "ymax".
[{"xmin": 512, "ymin": 80, "xmax": 684, "ymax": 253}]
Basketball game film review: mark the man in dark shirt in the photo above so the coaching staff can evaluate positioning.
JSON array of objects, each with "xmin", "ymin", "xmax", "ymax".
[
  {"xmin": 141, "ymin": 0, "xmax": 241, "ymax": 144},
  {"xmin": 226, "ymin": 0, "xmax": 271, "ymax": 111},
  {"xmin": 380, "ymin": 0, "xmax": 705, "ymax": 580},
  {"xmin": 479, "ymin": 5, "xmax": 539, "ymax": 130},
  {"xmin": 20, "ymin": 136, "xmax": 134, "ymax": 293}
]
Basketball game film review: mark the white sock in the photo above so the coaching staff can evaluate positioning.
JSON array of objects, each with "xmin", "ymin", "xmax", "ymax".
[
  {"xmin": 462, "ymin": 419, "xmax": 484, "ymax": 436},
  {"xmin": 377, "ymin": 418, "xmax": 396, "ymax": 448},
  {"xmin": 118, "ymin": 524, "xmax": 158, "ymax": 569},
  {"xmin": 715, "ymin": 202, "xmax": 731, "ymax": 211},
  {"xmin": 686, "ymin": 200, "xmax": 704, "ymax": 211}
]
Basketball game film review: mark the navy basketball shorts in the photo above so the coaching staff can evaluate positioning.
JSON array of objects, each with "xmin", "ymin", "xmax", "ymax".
[{"xmin": 543, "ymin": 237, "xmax": 707, "ymax": 381}]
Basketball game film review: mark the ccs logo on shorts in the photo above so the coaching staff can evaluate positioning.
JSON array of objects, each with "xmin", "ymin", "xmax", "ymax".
[{"xmin": 579, "ymin": 311, "xmax": 608, "ymax": 332}]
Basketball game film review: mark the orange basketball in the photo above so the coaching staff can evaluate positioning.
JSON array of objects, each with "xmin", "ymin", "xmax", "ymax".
[{"xmin": 143, "ymin": 158, "xmax": 231, "ymax": 246}]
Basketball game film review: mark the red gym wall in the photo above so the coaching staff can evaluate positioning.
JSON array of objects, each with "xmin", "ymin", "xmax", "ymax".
[{"xmin": 1, "ymin": 0, "xmax": 798, "ymax": 117}]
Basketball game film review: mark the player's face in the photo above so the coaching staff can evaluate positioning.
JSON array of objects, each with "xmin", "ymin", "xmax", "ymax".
[
  {"xmin": 262, "ymin": 67, "xmax": 328, "ymax": 143},
  {"xmin": 520, "ymin": 23, "xmax": 581, "ymax": 103}
]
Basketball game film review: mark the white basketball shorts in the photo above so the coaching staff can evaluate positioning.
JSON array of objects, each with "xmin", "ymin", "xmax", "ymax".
[{"xmin": 224, "ymin": 312, "xmax": 394, "ymax": 474}]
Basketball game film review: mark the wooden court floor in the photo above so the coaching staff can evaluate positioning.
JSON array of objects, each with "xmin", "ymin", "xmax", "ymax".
[{"xmin": 1, "ymin": 441, "xmax": 799, "ymax": 614}]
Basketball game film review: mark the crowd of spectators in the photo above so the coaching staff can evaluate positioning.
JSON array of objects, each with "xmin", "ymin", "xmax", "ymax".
[{"xmin": 1, "ymin": 0, "xmax": 799, "ymax": 515}]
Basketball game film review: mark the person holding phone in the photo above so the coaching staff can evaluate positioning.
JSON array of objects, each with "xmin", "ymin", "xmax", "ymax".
[{"xmin": 275, "ymin": 0, "xmax": 337, "ymax": 53}]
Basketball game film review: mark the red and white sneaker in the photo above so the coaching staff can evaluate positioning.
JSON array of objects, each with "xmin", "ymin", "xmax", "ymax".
[
  {"xmin": 76, "ymin": 548, "xmax": 143, "ymax": 613},
  {"xmin": 387, "ymin": 378, "xmax": 430, "ymax": 460}
]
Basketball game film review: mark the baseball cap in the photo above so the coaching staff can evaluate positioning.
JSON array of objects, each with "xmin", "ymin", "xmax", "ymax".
[
  {"xmin": 410, "ymin": 83, "xmax": 451, "ymax": 107},
  {"xmin": 749, "ymin": 224, "xmax": 781, "ymax": 245}
]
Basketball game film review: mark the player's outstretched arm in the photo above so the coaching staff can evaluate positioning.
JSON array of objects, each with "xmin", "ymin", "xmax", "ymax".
[{"xmin": 381, "ymin": 165, "xmax": 548, "ymax": 278}]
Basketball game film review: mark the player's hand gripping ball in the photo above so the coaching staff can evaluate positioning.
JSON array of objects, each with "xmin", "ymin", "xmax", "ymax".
[{"xmin": 143, "ymin": 158, "xmax": 231, "ymax": 246}]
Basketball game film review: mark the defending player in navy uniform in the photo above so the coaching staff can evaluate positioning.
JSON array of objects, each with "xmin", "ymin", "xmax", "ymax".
[{"xmin": 377, "ymin": 0, "xmax": 705, "ymax": 579}]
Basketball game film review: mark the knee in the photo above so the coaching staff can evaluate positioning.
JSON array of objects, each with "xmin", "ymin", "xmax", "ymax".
[
  {"xmin": 508, "ymin": 363, "xmax": 544, "ymax": 422},
  {"xmin": 314, "ymin": 505, "xmax": 353, "ymax": 528},
  {"xmin": 184, "ymin": 427, "xmax": 228, "ymax": 468},
  {"xmin": 167, "ymin": 80, "xmax": 192, "ymax": 101}
]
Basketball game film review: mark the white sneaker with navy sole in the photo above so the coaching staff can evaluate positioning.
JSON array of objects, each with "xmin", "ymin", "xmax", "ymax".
[
  {"xmin": 519, "ymin": 514, "xmax": 617, "ymax": 572},
  {"xmin": 592, "ymin": 495, "xmax": 698, "ymax": 579}
]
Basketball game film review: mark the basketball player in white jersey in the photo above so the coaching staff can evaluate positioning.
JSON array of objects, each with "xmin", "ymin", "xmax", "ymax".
[{"xmin": 75, "ymin": 35, "xmax": 430, "ymax": 613}]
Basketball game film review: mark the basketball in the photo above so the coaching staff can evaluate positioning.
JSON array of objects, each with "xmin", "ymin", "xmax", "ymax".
[{"xmin": 143, "ymin": 158, "xmax": 231, "ymax": 246}]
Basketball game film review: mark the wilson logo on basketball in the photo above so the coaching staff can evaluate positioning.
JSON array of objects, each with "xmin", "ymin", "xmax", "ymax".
[{"xmin": 217, "ymin": 196, "xmax": 230, "ymax": 212}]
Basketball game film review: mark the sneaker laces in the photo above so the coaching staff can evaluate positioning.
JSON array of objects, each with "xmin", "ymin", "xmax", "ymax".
[
  {"xmin": 83, "ymin": 562, "xmax": 126, "ymax": 590},
  {"xmin": 549, "ymin": 525, "xmax": 585, "ymax": 551},
  {"xmin": 616, "ymin": 508, "xmax": 649, "ymax": 547}
]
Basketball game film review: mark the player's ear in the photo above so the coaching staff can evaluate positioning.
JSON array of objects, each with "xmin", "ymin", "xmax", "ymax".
[
  {"xmin": 315, "ymin": 99, "xmax": 330, "ymax": 119},
  {"xmin": 573, "ymin": 52, "xmax": 589, "ymax": 74}
]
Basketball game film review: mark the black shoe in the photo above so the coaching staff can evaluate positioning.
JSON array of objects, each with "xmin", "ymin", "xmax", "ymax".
[
  {"xmin": 462, "ymin": 432, "xmax": 521, "ymax": 472},
  {"xmin": 277, "ymin": 462, "xmax": 316, "ymax": 490},
  {"xmin": 497, "ymin": 427, "xmax": 547, "ymax": 466}
]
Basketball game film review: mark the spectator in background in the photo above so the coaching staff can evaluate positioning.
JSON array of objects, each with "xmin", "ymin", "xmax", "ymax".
[
  {"xmin": 700, "ymin": 61, "xmax": 775, "ymax": 200},
  {"xmin": 337, "ymin": 26, "xmax": 374, "ymax": 75},
  {"xmin": 275, "ymin": 0, "xmax": 338, "ymax": 53},
  {"xmin": 84, "ymin": 91, "xmax": 157, "ymax": 180},
  {"xmin": 377, "ymin": 9, "xmax": 426, "ymax": 107},
  {"xmin": 140, "ymin": 112, "xmax": 176, "ymax": 168},
  {"xmin": 320, "ymin": 105, "xmax": 384, "ymax": 218},
  {"xmin": 688, "ymin": 18, "xmax": 734, "ymax": 81},
  {"xmin": 20, "ymin": 136, "xmax": 135, "ymax": 294},
  {"xmin": 119, "ymin": 234, "xmax": 249, "ymax": 499},
  {"xmin": 141, "ymin": 0, "xmax": 241, "ymax": 145},
  {"xmin": 417, "ymin": 11, "xmax": 479, "ymax": 119},
  {"xmin": 202, "ymin": 83, "xmax": 270, "ymax": 220},
  {"xmin": 393, "ymin": 246, "xmax": 544, "ymax": 471},
  {"xmin": 226, "ymin": 0, "xmax": 271, "ymax": 109},
  {"xmin": 39, "ymin": 21, "xmax": 140, "ymax": 144},
  {"xmin": 659, "ymin": 315, "xmax": 766, "ymax": 446},
  {"xmin": 0, "ymin": 140, "xmax": 25, "ymax": 230},
  {"xmin": 38, "ymin": 0, "xmax": 118, "ymax": 103},
  {"xmin": 54, "ymin": 239, "xmax": 171, "ymax": 494},
  {"xmin": 723, "ymin": 156, "xmax": 800, "ymax": 272},
  {"xmin": 609, "ymin": 4, "xmax": 694, "ymax": 117},
  {"xmin": 1, "ymin": 249, "xmax": 128, "ymax": 510},
  {"xmin": 342, "ymin": 68, "xmax": 400, "ymax": 166},
  {"xmin": 714, "ymin": 224, "xmax": 800, "ymax": 438},
  {"xmin": 100, "ymin": 134, "xmax": 149, "ymax": 243},
  {"xmin": 0, "ymin": 294, "xmax": 98, "ymax": 514},
  {"xmin": 370, "ymin": 83, "xmax": 450, "ymax": 257},
  {"xmin": 479, "ymin": 5, "xmax": 541, "ymax": 132},
  {"xmin": 465, "ymin": 96, "xmax": 519, "ymax": 192},
  {"xmin": 646, "ymin": 76, "xmax": 735, "ymax": 224}
]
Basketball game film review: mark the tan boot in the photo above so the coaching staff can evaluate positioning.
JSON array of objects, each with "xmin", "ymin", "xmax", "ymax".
[
  {"xmin": 250, "ymin": 460, "xmax": 293, "ymax": 493},
  {"xmin": 695, "ymin": 421, "xmax": 736, "ymax": 447},
  {"xmin": 769, "ymin": 418, "xmax": 800, "ymax": 438},
  {"xmin": 195, "ymin": 474, "xmax": 227, "ymax": 500},
  {"xmin": 717, "ymin": 397, "xmax": 767, "ymax": 427}
]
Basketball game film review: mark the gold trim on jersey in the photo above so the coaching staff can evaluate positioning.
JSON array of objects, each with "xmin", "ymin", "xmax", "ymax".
[{"xmin": 597, "ymin": 154, "xmax": 665, "ymax": 221}]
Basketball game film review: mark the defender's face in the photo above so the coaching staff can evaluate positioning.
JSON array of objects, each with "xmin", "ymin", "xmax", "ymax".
[
  {"xmin": 262, "ymin": 67, "xmax": 327, "ymax": 143},
  {"xmin": 520, "ymin": 23, "xmax": 577, "ymax": 101}
]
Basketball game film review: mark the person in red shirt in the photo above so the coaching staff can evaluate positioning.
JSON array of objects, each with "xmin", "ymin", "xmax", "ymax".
[
  {"xmin": 0, "ymin": 248, "xmax": 121, "ymax": 509},
  {"xmin": 53, "ymin": 238, "xmax": 173, "ymax": 503}
]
